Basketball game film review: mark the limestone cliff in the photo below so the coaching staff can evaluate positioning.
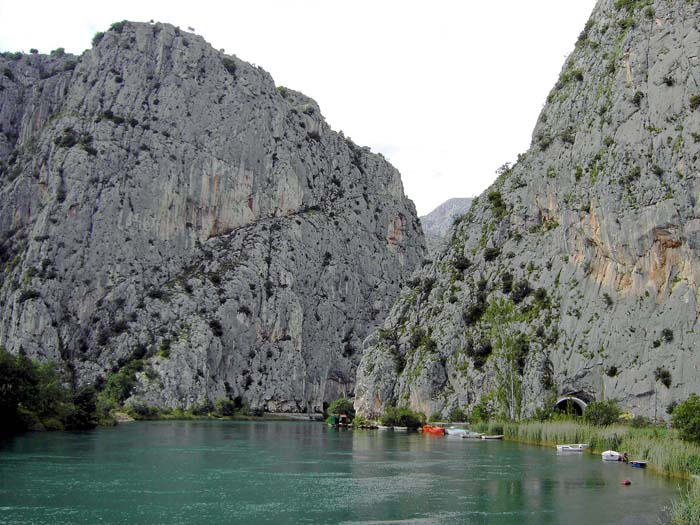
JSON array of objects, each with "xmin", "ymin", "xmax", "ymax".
[
  {"xmin": 0, "ymin": 22, "xmax": 424, "ymax": 412},
  {"xmin": 420, "ymin": 198, "xmax": 472, "ymax": 253},
  {"xmin": 356, "ymin": 0, "xmax": 700, "ymax": 420}
]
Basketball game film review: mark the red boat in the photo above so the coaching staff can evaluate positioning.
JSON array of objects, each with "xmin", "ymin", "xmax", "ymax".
[{"xmin": 423, "ymin": 425, "xmax": 445, "ymax": 436}]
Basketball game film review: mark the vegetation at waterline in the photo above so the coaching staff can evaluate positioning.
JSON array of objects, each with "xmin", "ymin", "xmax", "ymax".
[
  {"xmin": 671, "ymin": 394, "xmax": 700, "ymax": 444},
  {"xmin": 379, "ymin": 406, "xmax": 426, "ymax": 429},
  {"xmin": 0, "ymin": 346, "xmax": 99, "ymax": 434},
  {"xmin": 501, "ymin": 419, "xmax": 700, "ymax": 478},
  {"xmin": 327, "ymin": 398, "xmax": 355, "ymax": 418},
  {"xmin": 671, "ymin": 480, "xmax": 700, "ymax": 525},
  {"xmin": 582, "ymin": 400, "xmax": 621, "ymax": 426},
  {"xmin": 0, "ymin": 346, "xmax": 263, "ymax": 433}
]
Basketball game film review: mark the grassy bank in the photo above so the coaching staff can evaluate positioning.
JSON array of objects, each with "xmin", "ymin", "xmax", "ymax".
[{"xmin": 500, "ymin": 420, "xmax": 700, "ymax": 479}]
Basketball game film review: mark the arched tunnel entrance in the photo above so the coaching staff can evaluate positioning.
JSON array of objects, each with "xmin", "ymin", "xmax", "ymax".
[{"xmin": 554, "ymin": 396, "xmax": 588, "ymax": 416}]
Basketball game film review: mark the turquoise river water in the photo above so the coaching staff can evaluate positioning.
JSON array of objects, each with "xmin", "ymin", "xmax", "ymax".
[{"xmin": 0, "ymin": 421, "xmax": 683, "ymax": 524}]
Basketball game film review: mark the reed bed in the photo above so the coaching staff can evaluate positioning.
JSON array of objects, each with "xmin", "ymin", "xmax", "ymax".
[
  {"xmin": 501, "ymin": 420, "xmax": 700, "ymax": 479},
  {"xmin": 670, "ymin": 479, "xmax": 700, "ymax": 525}
]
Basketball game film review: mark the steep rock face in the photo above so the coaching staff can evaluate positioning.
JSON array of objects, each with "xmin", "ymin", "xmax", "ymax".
[
  {"xmin": 356, "ymin": 0, "xmax": 700, "ymax": 420},
  {"xmin": 420, "ymin": 198, "xmax": 472, "ymax": 253},
  {"xmin": 0, "ymin": 22, "xmax": 424, "ymax": 412}
]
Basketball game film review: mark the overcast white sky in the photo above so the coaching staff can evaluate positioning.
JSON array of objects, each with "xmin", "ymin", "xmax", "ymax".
[{"xmin": 0, "ymin": 1, "xmax": 597, "ymax": 215}]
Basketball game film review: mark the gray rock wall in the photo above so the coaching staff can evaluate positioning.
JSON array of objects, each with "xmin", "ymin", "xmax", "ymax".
[
  {"xmin": 356, "ymin": 0, "xmax": 700, "ymax": 421},
  {"xmin": 420, "ymin": 198, "xmax": 472, "ymax": 253},
  {"xmin": 0, "ymin": 22, "xmax": 424, "ymax": 412}
]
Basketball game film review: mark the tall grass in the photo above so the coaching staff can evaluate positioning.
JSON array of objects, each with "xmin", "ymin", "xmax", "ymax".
[
  {"xmin": 502, "ymin": 420, "xmax": 700, "ymax": 479},
  {"xmin": 671, "ymin": 480, "xmax": 700, "ymax": 525}
]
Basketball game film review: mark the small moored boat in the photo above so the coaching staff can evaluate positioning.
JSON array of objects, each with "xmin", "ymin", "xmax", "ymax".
[
  {"xmin": 461, "ymin": 431, "xmax": 484, "ymax": 439},
  {"xmin": 557, "ymin": 444, "xmax": 588, "ymax": 452},
  {"xmin": 602, "ymin": 450, "xmax": 621, "ymax": 461},
  {"xmin": 630, "ymin": 461, "xmax": 647, "ymax": 468},
  {"xmin": 481, "ymin": 435, "xmax": 504, "ymax": 440},
  {"xmin": 445, "ymin": 427, "xmax": 468, "ymax": 436},
  {"xmin": 393, "ymin": 426, "xmax": 408, "ymax": 431},
  {"xmin": 377, "ymin": 425, "xmax": 392, "ymax": 430},
  {"xmin": 423, "ymin": 425, "xmax": 446, "ymax": 436}
]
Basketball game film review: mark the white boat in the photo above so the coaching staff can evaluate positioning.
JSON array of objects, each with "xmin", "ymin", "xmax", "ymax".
[
  {"xmin": 377, "ymin": 425, "xmax": 392, "ymax": 430},
  {"xmin": 557, "ymin": 443, "xmax": 589, "ymax": 452},
  {"xmin": 481, "ymin": 434, "xmax": 504, "ymax": 440},
  {"xmin": 444, "ymin": 427, "xmax": 468, "ymax": 436},
  {"xmin": 393, "ymin": 426, "xmax": 408, "ymax": 431},
  {"xmin": 461, "ymin": 431, "xmax": 484, "ymax": 439},
  {"xmin": 602, "ymin": 450, "xmax": 621, "ymax": 461}
]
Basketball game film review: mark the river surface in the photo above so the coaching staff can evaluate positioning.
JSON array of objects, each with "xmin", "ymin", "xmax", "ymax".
[{"xmin": 0, "ymin": 421, "xmax": 682, "ymax": 524}]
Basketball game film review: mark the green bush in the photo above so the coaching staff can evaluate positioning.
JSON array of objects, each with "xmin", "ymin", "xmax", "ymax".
[
  {"xmin": 92, "ymin": 32, "xmax": 105, "ymax": 46},
  {"xmin": 484, "ymin": 247, "xmax": 501, "ymax": 262},
  {"xmin": 222, "ymin": 57, "xmax": 237, "ymax": 75},
  {"xmin": 327, "ymin": 398, "xmax": 355, "ymax": 418},
  {"xmin": 690, "ymin": 95, "xmax": 700, "ymax": 112},
  {"xmin": 583, "ymin": 400, "xmax": 621, "ymax": 426},
  {"xmin": 672, "ymin": 395, "xmax": 700, "ymax": 443},
  {"xmin": 380, "ymin": 406, "xmax": 425, "ymax": 428},
  {"xmin": 655, "ymin": 367, "xmax": 672, "ymax": 388},
  {"xmin": 447, "ymin": 406, "xmax": 467, "ymax": 422}
]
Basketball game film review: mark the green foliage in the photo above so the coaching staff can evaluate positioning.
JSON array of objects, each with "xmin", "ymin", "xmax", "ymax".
[
  {"xmin": 511, "ymin": 279, "xmax": 531, "ymax": 304},
  {"xmin": 465, "ymin": 338, "xmax": 492, "ymax": 369},
  {"xmin": 483, "ymin": 247, "xmax": 501, "ymax": 262},
  {"xmin": 506, "ymin": 419, "xmax": 700, "ymax": 478},
  {"xmin": 101, "ymin": 359, "xmax": 143, "ymax": 405},
  {"xmin": 583, "ymin": 400, "xmax": 621, "ymax": 426},
  {"xmin": 484, "ymin": 298, "xmax": 528, "ymax": 419},
  {"xmin": 209, "ymin": 319, "xmax": 223, "ymax": 337},
  {"xmin": 222, "ymin": 57, "xmax": 237, "ymax": 75},
  {"xmin": 671, "ymin": 480, "xmax": 700, "ymax": 525},
  {"xmin": 560, "ymin": 127, "xmax": 576, "ymax": 145},
  {"xmin": 672, "ymin": 395, "xmax": 700, "ymax": 444},
  {"xmin": 92, "ymin": 32, "xmax": 105, "ymax": 46},
  {"xmin": 605, "ymin": 366, "xmax": 618, "ymax": 377},
  {"xmin": 327, "ymin": 398, "xmax": 355, "ymax": 418},
  {"xmin": 471, "ymin": 395, "xmax": 494, "ymax": 422},
  {"xmin": 632, "ymin": 91, "xmax": 644, "ymax": 107},
  {"xmin": 447, "ymin": 406, "xmax": 467, "ymax": 423},
  {"xmin": 379, "ymin": 406, "xmax": 425, "ymax": 428},
  {"xmin": 18, "ymin": 289, "xmax": 40, "ymax": 303},
  {"xmin": 487, "ymin": 191, "xmax": 507, "ymax": 219},
  {"xmin": 690, "ymin": 95, "xmax": 700, "ymax": 112},
  {"xmin": 109, "ymin": 21, "xmax": 128, "ymax": 33},
  {"xmin": 655, "ymin": 367, "xmax": 672, "ymax": 388},
  {"xmin": 662, "ymin": 328, "xmax": 674, "ymax": 343},
  {"xmin": 215, "ymin": 398, "xmax": 236, "ymax": 417},
  {"xmin": 603, "ymin": 292, "xmax": 614, "ymax": 308},
  {"xmin": 452, "ymin": 255, "xmax": 471, "ymax": 272},
  {"xmin": 0, "ymin": 347, "xmax": 99, "ymax": 434},
  {"xmin": 501, "ymin": 272, "xmax": 513, "ymax": 294}
]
